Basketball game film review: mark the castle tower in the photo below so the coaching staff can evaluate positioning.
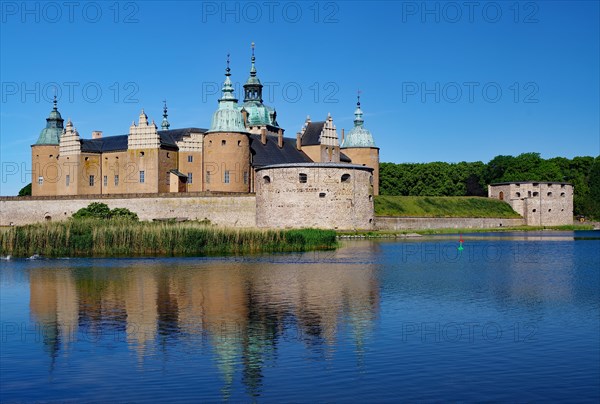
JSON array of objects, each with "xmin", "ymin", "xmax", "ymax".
[
  {"xmin": 204, "ymin": 55, "xmax": 251, "ymax": 193},
  {"xmin": 161, "ymin": 101, "xmax": 170, "ymax": 130},
  {"xmin": 31, "ymin": 96, "xmax": 64, "ymax": 196},
  {"xmin": 57, "ymin": 119, "xmax": 82, "ymax": 195},
  {"xmin": 341, "ymin": 93, "xmax": 380, "ymax": 195}
]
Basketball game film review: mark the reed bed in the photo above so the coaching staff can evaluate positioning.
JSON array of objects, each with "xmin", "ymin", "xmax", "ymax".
[{"xmin": 0, "ymin": 220, "xmax": 337, "ymax": 258}]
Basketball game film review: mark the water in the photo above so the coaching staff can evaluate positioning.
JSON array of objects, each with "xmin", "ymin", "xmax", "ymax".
[{"xmin": 1, "ymin": 231, "xmax": 599, "ymax": 402}]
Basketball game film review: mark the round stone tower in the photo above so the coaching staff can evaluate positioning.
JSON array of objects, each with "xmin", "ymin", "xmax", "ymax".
[
  {"xmin": 340, "ymin": 94, "xmax": 380, "ymax": 195},
  {"xmin": 203, "ymin": 56, "xmax": 251, "ymax": 193}
]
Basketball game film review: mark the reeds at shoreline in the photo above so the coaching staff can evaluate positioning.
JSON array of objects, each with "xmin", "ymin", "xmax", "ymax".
[{"xmin": 0, "ymin": 220, "xmax": 337, "ymax": 258}]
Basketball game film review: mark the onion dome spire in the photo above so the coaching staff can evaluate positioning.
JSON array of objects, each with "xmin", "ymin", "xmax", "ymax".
[
  {"xmin": 161, "ymin": 100, "xmax": 170, "ymax": 130},
  {"xmin": 208, "ymin": 54, "xmax": 247, "ymax": 133},
  {"xmin": 35, "ymin": 95, "xmax": 65, "ymax": 145},
  {"xmin": 341, "ymin": 90, "xmax": 376, "ymax": 148}
]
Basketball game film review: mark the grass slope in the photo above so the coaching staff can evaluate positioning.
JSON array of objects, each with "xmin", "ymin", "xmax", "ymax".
[{"xmin": 375, "ymin": 196, "xmax": 521, "ymax": 218}]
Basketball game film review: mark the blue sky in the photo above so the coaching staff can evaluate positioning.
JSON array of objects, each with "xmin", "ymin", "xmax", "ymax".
[{"xmin": 1, "ymin": 0, "xmax": 599, "ymax": 195}]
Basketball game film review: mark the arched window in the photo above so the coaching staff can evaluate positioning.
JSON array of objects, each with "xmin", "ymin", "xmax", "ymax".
[
  {"xmin": 515, "ymin": 192, "xmax": 521, "ymax": 197},
  {"xmin": 299, "ymin": 173, "xmax": 307, "ymax": 183},
  {"xmin": 341, "ymin": 173, "xmax": 351, "ymax": 183},
  {"xmin": 263, "ymin": 175, "xmax": 271, "ymax": 184},
  {"xmin": 547, "ymin": 192, "xmax": 552, "ymax": 197},
  {"xmin": 499, "ymin": 191, "xmax": 504, "ymax": 200},
  {"xmin": 533, "ymin": 192, "xmax": 539, "ymax": 197},
  {"xmin": 561, "ymin": 192, "xmax": 566, "ymax": 197}
]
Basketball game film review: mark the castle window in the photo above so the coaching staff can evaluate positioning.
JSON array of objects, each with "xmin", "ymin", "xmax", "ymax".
[
  {"xmin": 206, "ymin": 171, "xmax": 210, "ymax": 183},
  {"xmin": 243, "ymin": 171, "xmax": 248, "ymax": 185},
  {"xmin": 533, "ymin": 183, "xmax": 539, "ymax": 187},
  {"xmin": 89, "ymin": 175, "xmax": 95, "ymax": 186},
  {"xmin": 533, "ymin": 192, "xmax": 539, "ymax": 197},
  {"xmin": 341, "ymin": 173, "xmax": 351, "ymax": 183},
  {"xmin": 515, "ymin": 192, "xmax": 521, "ymax": 197},
  {"xmin": 369, "ymin": 195, "xmax": 373, "ymax": 201},
  {"xmin": 548, "ymin": 209, "xmax": 552, "ymax": 212},
  {"xmin": 532, "ymin": 209, "xmax": 537, "ymax": 213},
  {"xmin": 140, "ymin": 171, "xmax": 145, "ymax": 183},
  {"xmin": 299, "ymin": 173, "xmax": 307, "ymax": 183},
  {"xmin": 528, "ymin": 191, "xmax": 532, "ymax": 197},
  {"xmin": 188, "ymin": 155, "xmax": 193, "ymax": 163},
  {"xmin": 547, "ymin": 192, "xmax": 552, "ymax": 197},
  {"xmin": 221, "ymin": 140, "xmax": 226, "ymax": 146},
  {"xmin": 85, "ymin": 157, "xmax": 89, "ymax": 161},
  {"xmin": 166, "ymin": 172, "xmax": 170, "ymax": 186},
  {"xmin": 166, "ymin": 152, "xmax": 170, "ymax": 158},
  {"xmin": 224, "ymin": 170, "xmax": 230, "ymax": 184},
  {"xmin": 139, "ymin": 152, "xmax": 145, "ymax": 157},
  {"xmin": 38, "ymin": 176, "xmax": 43, "ymax": 185},
  {"xmin": 114, "ymin": 175, "xmax": 119, "ymax": 186},
  {"xmin": 103, "ymin": 175, "xmax": 108, "ymax": 187},
  {"xmin": 561, "ymin": 184, "xmax": 565, "ymax": 188},
  {"xmin": 499, "ymin": 191, "xmax": 504, "ymax": 201},
  {"xmin": 319, "ymin": 193, "xmax": 326, "ymax": 198},
  {"xmin": 188, "ymin": 172, "xmax": 193, "ymax": 184},
  {"xmin": 238, "ymin": 140, "xmax": 242, "ymax": 147},
  {"xmin": 49, "ymin": 155, "xmax": 53, "ymax": 158},
  {"xmin": 263, "ymin": 175, "xmax": 271, "ymax": 184},
  {"xmin": 561, "ymin": 192, "xmax": 566, "ymax": 197},
  {"xmin": 66, "ymin": 175, "xmax": 70, "ymax": 187}
]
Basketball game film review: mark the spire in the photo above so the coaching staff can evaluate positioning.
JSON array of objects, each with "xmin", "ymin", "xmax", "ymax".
[
  {"xmin": 35, "ymin": 96, "xmax": 65, "ymax": 145},
  {"xmin": 161, "ymin": 100, "xmax": 170, "ymax": 130},
  {"xmin": 354, "ymin": 90, "xmax": 364, "ymax": 127},
  {"xmin": 244, "ymin": 42, "xmax": 263, "ymax": 103},
  {"xmin": 220, "ymin": 53, "xmax": 237, "ymax": 102},
  {"xmin": 207, "ymin": 55, "xmax": 247, "ymax": 133}
]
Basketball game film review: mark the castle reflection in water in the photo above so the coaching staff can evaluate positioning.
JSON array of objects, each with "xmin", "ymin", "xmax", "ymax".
[{"xmin": 29, "ymin": 256, "xmax": 379, "ymax": 397}]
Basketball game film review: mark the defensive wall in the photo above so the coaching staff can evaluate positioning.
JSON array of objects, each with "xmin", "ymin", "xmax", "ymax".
[
  {"xmin": 375, "ymin": 216, "xmax": 525, "ymax": 231},
  {"xmin": 0, "ymin": 193, "xmax": 255, "ymax": 227}
]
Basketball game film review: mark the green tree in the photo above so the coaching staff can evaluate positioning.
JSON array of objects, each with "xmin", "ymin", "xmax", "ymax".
[{"xmin": 18, "ymin": 183, "xmax": 32, "ymax": 196}]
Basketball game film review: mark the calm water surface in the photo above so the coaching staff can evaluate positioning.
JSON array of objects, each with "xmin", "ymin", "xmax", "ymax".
[{"xmin": 1, "ymin": 231, "xmax": 599, "ymax": 402}]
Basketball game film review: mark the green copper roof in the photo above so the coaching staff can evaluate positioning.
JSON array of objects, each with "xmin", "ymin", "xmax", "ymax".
[
  {"xmin": 208, "ymin": 56, "xmax": 248, "ymax": 133},
  {"xmin": 161, "ymin": 100, "xmax": 170, "ymax": 130},
  {"xmin": 341, "ymin": 95, "xmax": 376, "ymax": 148},
  {"xmin": 35, "ymin": 96, "xmax": 64, "ymax": 145}
]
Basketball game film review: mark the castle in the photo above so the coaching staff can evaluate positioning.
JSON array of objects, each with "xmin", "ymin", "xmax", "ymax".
[{"xmin": 29, "ymin": 45, "xmax": 379, "ymax": 229}]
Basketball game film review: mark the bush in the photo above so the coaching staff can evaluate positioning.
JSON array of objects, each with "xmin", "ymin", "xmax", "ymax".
[{"xmin": 72, "ymin": 203, "xmax": 138, "ymax": 221}]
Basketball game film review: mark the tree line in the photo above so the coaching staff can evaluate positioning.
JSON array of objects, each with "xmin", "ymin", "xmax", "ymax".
[{"xmin": 380, "ymin": 153, "xmax": 600, "ymax": 220}]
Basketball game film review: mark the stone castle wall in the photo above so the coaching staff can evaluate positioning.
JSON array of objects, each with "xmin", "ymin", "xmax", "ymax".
[
  {"xmin": 376, "ymin": 216, "xmax": 525, "ymax": 231},
  {"xmin": 0, "ymin": 193, "xmax": 255, "ymax": 227},
  {"xmin": 255, "ymin": 164, "xmax": 375, "ymax": 230}
]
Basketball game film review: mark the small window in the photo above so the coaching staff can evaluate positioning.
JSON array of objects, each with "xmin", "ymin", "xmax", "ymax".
[
  {"xmin": 224, "ymin": 170, "xmax": 230, "ymax": 184},
  {"xmin": 319, "ymin": 192, "xmax": 326, "ymax": 198},
  {"xmin": 499, "ymin": 191, "xmax": 504, "ymax": 201},
  {"xmin": 299, "ymin": 173, "xmax": 307, "ymax": 183},
  {"xmin": 221, "ymin": 140, "xmax": 226, "ymax": 146},
  {"xmin": 139, "ymin": 152, "xmax": 145, "ymax": 157},
  {"xmin": 206, "ymin": 171, "xmax": 210, "ymax": 184},
  {"xmin": 89, "ymin": 175, "xmax": 95, "ymax": 186},
  {"xmin": 341, "ymin": 174, "xmax": 351, "ymax": 183},
  {"xmin": 38, "ymin": 176, "xmax": 43, "ymax": 185},
  {"xmin": 561, "ymin": 192, "xmax": 566, "ymax": 197},
  {"xmin": 548, "ymin": 209, "xmax": 552, "ymax": 212},
  {"xmin": 528, "ymin": 191, "xmax": 532, "ymax": 197},
  {"xmin": 166, "ymin": 152, "xmax": 170, "ymax": 158},
  {"xmin": 114, "ymin": 175, "xmax": 119, "ymax": 186},
  {"xmin": 369, "ymin": 195, "xmax": 373, "ymax": 201},
  {"xmin": 49, "ymin": 154, "xmax": 53, "ymax": 158},
  {"xmin": 533, "ymin": 192, "xmax": 539, "ymax": 197},
  {"xmin": 238, "ymin": 140, "xmax": 242, "ymax": 146},
  {"xmin": 243, "ymin": 171, "xmax": 248, "ymax": 185},
  {"xmin": 188, "ymin": 155, "xmax": 193, "ymax": 163},
  {"xmin": 85, "ymin": 157, "xmax": 89, "ymax": 161},
  {"xmin": 103, "ymin": 175, "xmax": 108, "ymax": 187},
  {"xmin": 166, "ymin": 172, "xmax": 170, "ymax": 186},
  {"xmin": 532, "ymin": 183, "xmax": 539, "ymax": 187},
  {"xmin": 547, "ymin": 192, "xmax": 552, "ymax": 196},
  {"xmin": 532, "ymin": 209, "xmax": 537, "ymax": 213},
  {"xmin": 140, "ymin": 171, "xmax": 145, "ymax": 183},
  {"xmin": 263, "ymin": 175, "xmax": 271, "ymax": 184},
  {"xmin": 66, "ymin": 175, "xmax": 70, "ymax": 187},
  {"xmin": 515, "ymin": 192, "xmax": 521, "ymax": 197},
  {"xmin": 188, "ymin": 172, "xmax": 193, "ymax": 184}
]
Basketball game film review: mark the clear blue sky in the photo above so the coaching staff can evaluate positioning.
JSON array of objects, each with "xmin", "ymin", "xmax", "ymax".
[{"xmin": 1, "ymin": 1, "xmax": 598, "ymax": 195}]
